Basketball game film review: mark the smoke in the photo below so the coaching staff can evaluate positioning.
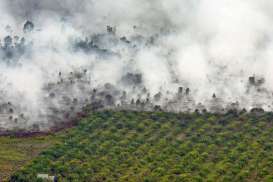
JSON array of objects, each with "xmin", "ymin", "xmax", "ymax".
[{"xmin": 0, "ymin": 0, "xmax": 273, "ymax": 131}]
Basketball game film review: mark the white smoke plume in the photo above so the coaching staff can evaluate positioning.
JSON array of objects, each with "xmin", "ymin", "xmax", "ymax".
[{"xmin": 0, "ymin": 0, "xmax": 273, "ymax": 132}]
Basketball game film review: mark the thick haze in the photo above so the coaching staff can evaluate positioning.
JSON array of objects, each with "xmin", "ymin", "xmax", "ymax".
[{"xmin": 0, "ymin": 0, "xmax": 273, "ymax": 131}]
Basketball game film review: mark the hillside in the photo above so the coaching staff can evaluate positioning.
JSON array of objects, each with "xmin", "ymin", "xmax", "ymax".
[{"xmin": 8, "ymin": 111, "xmax": 273, "ymax": 181}]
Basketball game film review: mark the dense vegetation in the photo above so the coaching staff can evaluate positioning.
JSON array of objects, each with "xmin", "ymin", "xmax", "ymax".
[{"xmin": 10, "ymin": 111, "xmax": 273, "ymax": 181}]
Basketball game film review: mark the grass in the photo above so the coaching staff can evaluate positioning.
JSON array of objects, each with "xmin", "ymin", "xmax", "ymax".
[{"xmin": 0, "ymin": 134, "xmax": 60, "ymax": 181}]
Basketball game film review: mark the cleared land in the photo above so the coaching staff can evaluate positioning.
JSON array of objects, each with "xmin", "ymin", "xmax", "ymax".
[{"xmin": 0, "ymin": 134, "xmax": 60, "ymax": 181}]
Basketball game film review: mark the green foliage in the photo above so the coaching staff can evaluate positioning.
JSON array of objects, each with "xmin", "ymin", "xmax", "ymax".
[{"xmin": 9, "ymin": 111, "xmax": 273, "ymax": 181}]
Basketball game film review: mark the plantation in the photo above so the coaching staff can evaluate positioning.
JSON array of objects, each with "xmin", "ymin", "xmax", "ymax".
[{"xmin": 8, "ymin": 111, "xmax": 273, "ymax": 181}]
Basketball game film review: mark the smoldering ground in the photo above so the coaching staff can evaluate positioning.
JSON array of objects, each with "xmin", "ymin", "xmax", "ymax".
[{"xmin": 0, "ymin": 0, "xmax": 273, "ymax": 131}]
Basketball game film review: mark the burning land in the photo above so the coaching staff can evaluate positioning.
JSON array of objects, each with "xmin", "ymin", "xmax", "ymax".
[
  {"xmin": 0, "ymin": 0, "xmax": 273, "ymax": 181},
  {"xmin": 0, "ymin": 20, "xmax": 273, "ymax": 135}
]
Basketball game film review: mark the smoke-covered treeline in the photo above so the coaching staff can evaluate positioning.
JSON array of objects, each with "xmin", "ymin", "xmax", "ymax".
[{"xmin": 0, "ymin": 0, "xmax": 273, "ymax": 131}]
